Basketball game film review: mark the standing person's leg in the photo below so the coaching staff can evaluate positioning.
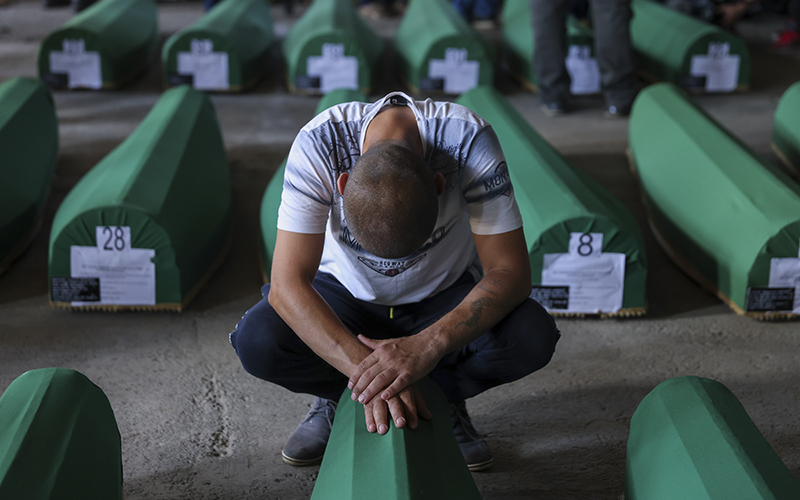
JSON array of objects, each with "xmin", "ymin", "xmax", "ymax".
[
  {"xmin": 473, "ymin": 0, "xmax": 502, "ymax": 20},
  {"xmin": 773, "ymin": 0, "xmax": 800, "ymax": 48},
  {"xmin": 591, "ymin": 0, "xmax": 639, "ymax": 115},
  {"xmin": 531, "ymin": 0, "xmax": 571, "ymax": 114},
  {"xmin": 789, "ymin": 0, "xmax": 800, "ymax": 21},
  {"xmin": 452, "ymin": 0, "xmax": 477, "ymax": 22}
]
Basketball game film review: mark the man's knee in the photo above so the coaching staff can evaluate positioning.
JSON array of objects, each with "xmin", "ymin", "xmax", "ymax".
[
  {"xmin": 504, "ymin": 298, "xmax": 561, "ymax": 371},
  {"xmin": 229, "ymin": 294, "xmax": 295, "ymax": 383}
]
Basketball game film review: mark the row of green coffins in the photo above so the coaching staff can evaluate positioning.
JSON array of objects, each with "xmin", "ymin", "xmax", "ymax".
[
  {"xmin": 6, "ymin": 76, "xmax": 800, "ymax": 316},
  {"xmin": 0, "ymin": 78, "xmax": 58, "ymax": 277},
  {"xmin": 258, "ymin": 86, "xmax": 647, "ymax": 317},
  {"xmin": 629, "ymin": 83, "xmax": 800, "ymax": 319},
  {"xmin": 37, "ymin": 0, "xmax": 494, "ymax": 95},
  {"xmin": 502, "ymin": 0, "xmax": 750, "ymax": 95},
  {"xmin": 47, "ymin": 85, "xmax": 232, "ymax": 311},
  {"xmin": 4, "ymin": 369, "xmax": 797, "ymax": 499},
  {"xmin": 36, "ymin": 0, "xmax": 750, "ymax": 96}
]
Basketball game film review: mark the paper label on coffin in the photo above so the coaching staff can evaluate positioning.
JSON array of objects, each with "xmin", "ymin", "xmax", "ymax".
[
  {"xmin": 766, "ymin": 239, "xmax": 800, "ymax": 313},
  {"xmin": 428, "ymin": 48, "xmax": 480, "ymax": 95},
  {"xmin": 49, "ymin": 39, "xmax": 102, "ymax": 89},
  {"xmin": 307, "ymin": 43, "xmax": 359, "ymax": 93},
  {"xmin": 539, "ymin": 232, "xmax": 626, "ymax": 313},
  {"xmin": 69, "ymin": 226, "xmax": 156, "ymax": 306},
  {"xmin": 689, "ymin": 42, "xmax": 740, "ymax": 93},
  {"xmin": 566, "ymin": 45, "xmax": 600, "ymax": 95},
  {"xmin": 177, "ymin": 39, "xmax": 230, "ymax": 91}
]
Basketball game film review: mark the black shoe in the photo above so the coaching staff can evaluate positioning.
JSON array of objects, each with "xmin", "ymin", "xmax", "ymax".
[
  {"xmin": 604, "ymin": 103, "xmax": 631, "ymax": 119},
  {"xmin": 281, "ymin": 397, "xmax": 337, "ymax": 466},
  {"xmin": 541, "ymin": 101, "xmax": 567, "ymax": 117},
  {"xmin": 450, "ymin": 401, "xmax": 493, "ymax": 471}
]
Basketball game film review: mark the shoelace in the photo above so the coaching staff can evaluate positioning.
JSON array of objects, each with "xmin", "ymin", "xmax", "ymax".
[
  {"xmin": 450, "ymin": 401, "xmax": 482, "ymax": 443},
  {"xmin": 301, "ymin": 398, "xmax": 337, "ymax": 426}
]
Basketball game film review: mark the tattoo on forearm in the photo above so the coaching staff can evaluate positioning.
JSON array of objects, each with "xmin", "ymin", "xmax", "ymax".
[{"xmin": 457, "ymin": 297, "xmax": 496, "ymax": 330}]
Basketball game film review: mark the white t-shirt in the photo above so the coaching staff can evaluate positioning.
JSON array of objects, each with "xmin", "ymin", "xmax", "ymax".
[{"xmin": 277, "ymin": 91, "xmax": 523, "ymax": 305}]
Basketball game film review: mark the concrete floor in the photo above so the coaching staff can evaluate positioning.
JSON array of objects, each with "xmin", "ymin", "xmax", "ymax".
[{"xmin": 1, "ymin": 1, "xmax": 800, "ymax": 498}]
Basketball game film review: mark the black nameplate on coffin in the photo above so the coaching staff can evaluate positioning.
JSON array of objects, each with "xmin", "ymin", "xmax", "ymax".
[
  {"xmin": 530, "ymin": 285, "xmax": 569, "ymax": 310},
  {"xmin": 418, "ymin": 77, "xmax": 444, "ymax": 91},
  {"xmin": 168, "ymin": 73, "xmax": 194, "ymax": 86},
  {"xmin": 51, "ymin": 277, "xmax": 101, "ymax": 302},
  {"xmin": 41, "ymin": 72, "xmax": 69, "ymax": 89},
  {"xmin": 679, "ymin": 74, "xmax": 706, "ymax": 90},
  {"xmin": 745, "ymin": 287, "xmax": 795, "ymax": 312},
  {"xmin": 295, "ymin": 75, "xmax": 321, "ymax": 89}
]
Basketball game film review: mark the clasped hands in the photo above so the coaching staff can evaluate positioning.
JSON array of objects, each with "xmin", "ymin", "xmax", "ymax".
[{"xmin": 347, "ymin": 333, "xmax": 440, "ymax": 435}]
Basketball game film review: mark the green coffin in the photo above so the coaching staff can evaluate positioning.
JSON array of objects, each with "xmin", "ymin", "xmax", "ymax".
[
  {"xmin": 161, "ymin": 0, "xmax": 275, "ymax": 92},
  {"xmin": 772, "ymin": 82, "xmax": 800, "ymax": 173},
  {"xmin": 0, "ymin": 77, "xmax": 58, "ymax": 276},
  {"xmin": 626, "ymin": 376, "xmax": 800, "ymax": 500},
  {"xmin": 282, "ymin": 0, "xmax": 384, "ymax": 95},
  {"xmin": 502, "ymin": 0, "xmax": 599, "ymax": 94},
  {"xmin": 629, "ymin": 83, "xmax": 800, "ymax": 318},
  {"xmin": 631, "ymin": 0, "xmax": 750, "ymax": 92},
  {"xmin": 0, "ymin": 368, "xmax": 122, "ymax": 500},
  {"xmin": 311, "ymin": 378, "xmax": 481, "ymax": 500},
  {"xmin": 48, "ymin": 85, "xmax": 232, "ymax": 311},
  {"xmin": 259, "ymin": 88, "xmax": 367, "ymax": 282},
  {"xmin": 37, "ymin": 0, "xmax": 158, "ymax": 90},
  {"xmin": 458, "ymin": 86, "xmax": 647, "ymax": 316},
  {"xmin": 395, "ymin": 0, "xmax": 495, "ymax": 95}
]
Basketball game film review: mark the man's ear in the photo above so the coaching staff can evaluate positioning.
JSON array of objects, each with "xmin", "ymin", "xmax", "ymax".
[
  {"xmin": 434, "ymin": 172, "xmax": 446, "ymax": 195},
  {"xmin": 337, "ymin": 172, "xmax": 349, "ymax": 195}
]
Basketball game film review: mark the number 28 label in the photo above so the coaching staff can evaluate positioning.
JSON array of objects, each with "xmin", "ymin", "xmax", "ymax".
[{"xmin": 95, "ymin": 226, "xmax": 131, "ymax": 252}]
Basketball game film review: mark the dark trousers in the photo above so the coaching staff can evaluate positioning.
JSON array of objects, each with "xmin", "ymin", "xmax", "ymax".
[
  {"xmin": 230, "ymin": 272, "xmax": 560, "ymax": 403},
  {"xmin": 531, "ymin": 0, "xmax": 639, "ymax": 108}
]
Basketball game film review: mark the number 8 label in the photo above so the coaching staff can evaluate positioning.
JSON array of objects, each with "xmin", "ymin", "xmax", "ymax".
[
  {"xmin": 569, "ymin": 232, "xmax": 603, "ymax": 257},
  {"xmin": 95, "ymin": 226, "xmax": 132, "ymax": 252}
]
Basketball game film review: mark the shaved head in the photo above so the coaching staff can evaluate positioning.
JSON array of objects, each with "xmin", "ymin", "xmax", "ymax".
[{"xmin": 342, "ymin": 142, "xmax": 438, "ymax": 259}]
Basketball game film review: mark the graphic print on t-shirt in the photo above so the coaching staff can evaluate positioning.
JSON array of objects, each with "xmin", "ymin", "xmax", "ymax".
[
  {"xmin": 318, "ymin": 121, "xmax": 362, "ymax": 175},
  {"xmin": 358, "ymin": 254, "xmax": 426, "ymax": 277}
]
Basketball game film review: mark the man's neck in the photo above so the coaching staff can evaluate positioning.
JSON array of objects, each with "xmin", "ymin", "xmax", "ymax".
[{"xmin": 363, "ymin": 105, "xmax": 423, "ymax": 156}]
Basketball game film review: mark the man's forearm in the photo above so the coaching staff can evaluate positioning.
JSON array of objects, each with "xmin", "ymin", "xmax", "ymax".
[
  {"xmin": 269, "ymin": 276, "xmax": 371, "ymax": 379},
  {"xmin": 419, "ymin": 267, "xmax": 531, "ymax": 359}
]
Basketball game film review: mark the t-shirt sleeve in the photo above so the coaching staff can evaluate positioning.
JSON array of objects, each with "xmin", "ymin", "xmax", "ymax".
[
  {"xmin": 462, "ymin": 126, "xmax": 523, "ymax": 235},
  {"xmin": 277, "ymin": 129, "xmax": 335, "ymax": 234}
]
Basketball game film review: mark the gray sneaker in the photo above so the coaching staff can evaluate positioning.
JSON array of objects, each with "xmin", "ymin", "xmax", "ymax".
[
  {"xmin": 281, "ymin": 397, "xmax": 337, "ymax": 466},
  {"xmin": 450, "ymin": 400, "xmax": 493, "ymax": 471}
]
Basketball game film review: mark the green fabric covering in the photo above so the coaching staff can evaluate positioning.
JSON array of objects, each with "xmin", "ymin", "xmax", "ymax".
[
  {"xmin": 0, "ymin": 368, "xmax": 122, "ymax": 500},
  {"xmin": 395, "ymin": 0, "xmax": 495, "ymax": 94},
  {"xmin": 259, "ymin": 88, "xmax": 367, "ymax": 281},
  {"xmin": 161, "ymin": 0, "xmax": 274, "ymax": 92},
  {"xmin": 626, "ymin": 376, "xmax": 800, "ymax": 500},
  {"xmin": 629, "ymin": 83, "xmax": 800, "ymax": 317},
  {"xmin": 502, "ymin": 0, "xmax": 594, "ymax": 90},
  {"xmin": 457, "ymin": 86, "xmax": 647, "ymax": 314},
  {"xmin": 631, "ymin": 0, "xmax": 750, "ymax": 91},
  {"xmin": 37, "ymin": 0, "xmax": 158, "ymax": 89},
  {"xmin": 48, "ymin": 85, "xmax": 231, "ymax": 309},
  {"xmin": 311, "ymin": 378, "xmax": 481, "ymax": 500},
  {"xmin": 282, "ymin": 0, "xmax": 384, "ymax": 94},
  {"xmin": 773, "ymin": 82, "xmax": 800, "ymax": 171},
  {"xmin": 0, "ymin": 77, "xmax": 58, "ymax": 275}
]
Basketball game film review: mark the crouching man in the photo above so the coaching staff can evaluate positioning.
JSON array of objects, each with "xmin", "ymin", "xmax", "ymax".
[{"xmin": 229, "ymin": 91, "xmax": 560, "ymax": 471}]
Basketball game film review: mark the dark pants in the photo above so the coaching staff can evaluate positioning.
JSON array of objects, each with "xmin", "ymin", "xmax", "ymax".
[
  {"xmin": 531, "ymin": 0, "xmax": 639, "ymax": 109},
  {"xmin": 230, "ymin": 272, "xmax": 560, "ymax": 403}
]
